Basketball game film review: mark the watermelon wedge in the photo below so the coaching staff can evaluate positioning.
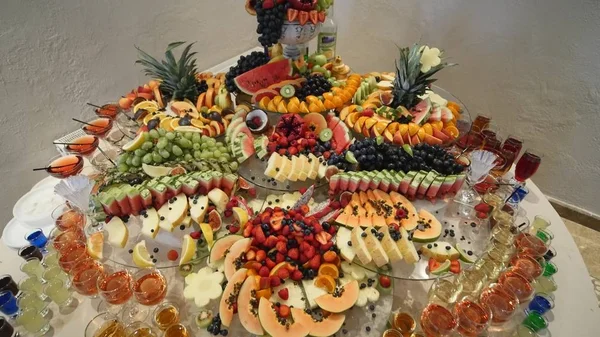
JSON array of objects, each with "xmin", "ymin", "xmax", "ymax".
[
  {"xmin": 328, "ymin": 116, "xmax": 352, "ymax": 153},
  {"xmin": 234, "ymin": 59, "xmax": 293, "ymax": 95}
]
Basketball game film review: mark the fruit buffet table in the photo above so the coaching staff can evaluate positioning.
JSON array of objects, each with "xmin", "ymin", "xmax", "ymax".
[{"xmin": 2, "ymin": 175, "xmax": 599, "ymax": 336}]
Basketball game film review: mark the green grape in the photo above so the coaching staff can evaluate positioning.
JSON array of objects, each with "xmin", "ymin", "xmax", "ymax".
[
  {"xmin": 152, "ymin": 152, "xmax": 162, "ymax": 163},
  {"xmin": 142, "ymin": 132, "xmax": 151, "ymax": 141},
  {"xmin": 141, "ymin": 141, "xmax": 154, "ymax": 150},
  {"xmin": 229, "ymin": 161, "xmax": 239, "ymax": 170},
  {"xmin": 172, "ymin": 145, "xmax": 183, "ymax": 157},
  {"xmin": 149, "ymin": 129, "xmax": 160, "ymax": 139},
  {"xmin": 131, "ymin": 156, "xmax": 142, "ymax": 167},
  {"xmin": 159, "ymin": 149, "xmax": 170, "ymax": 159},
  {"xmin": 118, "ymin": 153, "xmax": 129, "ymax": 165},
  {"xmin": 165, "ymin": 132, "xmax": 176, "ymax": 140},
  {"xmin": 205, "ymin": 137, "xmax": 216, "ymax": 144},
  {"xmin": 126, "ymin": 157, "xmax": 133, "ymax": 166},
  {"xmin": 221, "ymin": 153, "xmax": 231, "ymax": 161},
  {"xmin": 142, "ymin": 153, "xmax": 153, "ymax": 164},
  {"xmin": 193, "ymin": 150, "xmax": 202, "ymax": 160},
  {"xmin": 201, "ymin": 151, "xmax": 212, "ymax": 159},
  {"xmin": 200, "ymin": 143, "xmax": 209, "ymax": 150},
  {"xmin": 192, "ymin": 133, "xmax": 201, "ymax": 144},
  {"xmin": 178, "ymin": 138, "xmax": 193, "ymax": 149},
  {"xmin": 165, "ymin": 142, "xmax": 173, "ymax": 152},
  {"xmin": 184, "ymin": 154, "xmax": 194, "ymax": 161},
  {"xmin": 213, "ymin": 150, "xmax": 222, "ymax": 157},
  {"xmin": 118, "ymin": 164, "xmax": 129, "ymax": 173},
  {"xmin": 192, "ymin": 143, "xmax": 201, "ymax": 150},
  {"xmin": 156, "ymin": 138, "xmax": 168, "ymax": 149},
  {"xmin": 134, "ymin": 149, "xmax": 147, "ymax": 157},
  {"xmin": 158, "ymin": 128, "xmax": 167, "ymax": 136},
  {"xmin": 184, "ymin": 132, "xmax": 193, "ymax": 140}
]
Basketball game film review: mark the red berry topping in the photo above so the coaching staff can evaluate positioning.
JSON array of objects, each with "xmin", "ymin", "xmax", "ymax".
[
  {"xmin": 308, "ymin": 255, "xmax": 321, "ymax": 269},
  {"xmin": 287, "ymin": 248, "xmax": 299, "ymax": 260},
  {"xmin": 190, "ymin": 231, "xmax": 201, "ymax": 240},
  {"xmin": 279, "ymin": 304, "xmax": 290, "ymax": 318},
  {"xmin": 258, "ymin": 266, "xmax": 270, "ymax": 277},
  {"xmin": 229, "ymin": 225, "xmax": 240, "ymax": 234},
  {"xmin": 256, "ymin": 250, "xmax": 267, "ymax": 262},
  {"xmin": 167, "ymin": 250, "xmax": 179, "ymax": 261},
  {"xmin": 270, "ymin": 276, "xmax": 282, "ymax": 287},
  {"xmin": 278, "ymin": 288, "xmax": 289, "ymax": 301},
  {"xmin": 277, "ymin": 268, "xmax": 290, "ymax": 280},
  {"xmin": 265, "ymin": 258, "xmax": 276, "ymax": 269},
  {"xmin": 291, "ymin": 270, "xmax": 303, "ymax": 281},
  {"xmin": 474, "ymin": 203, "xmax": 491, "ymax": 213},
  {"xmin": 379, "ymin": 275, "xmax": 392, "ymax": 288}
]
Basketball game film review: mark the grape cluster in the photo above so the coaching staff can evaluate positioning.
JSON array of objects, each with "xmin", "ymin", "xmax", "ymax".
[
  {"xmin": 207, "ymin": 313, "xmax": 227, "ymax": 335},
  {"xmin": 296, "ymin": 74, "xmax": 333, "ymax": 101},
  {"xmin": 117, "ymin": 129, "xmax": 236, "ymax": 173},
  {"xmin": 224, "ymin": 51, "xmax": 270, "ymax": 93},
  {"xmin": 255, "ymin": 0, "xmax": 288, "ymax": 47},
  {"xmin": 196, "ymin": 79, "xmax": 208, "ymax": 94},
  {"xmin": 328, "ymin": 140, "xmax": 465, "ymax": 175}
]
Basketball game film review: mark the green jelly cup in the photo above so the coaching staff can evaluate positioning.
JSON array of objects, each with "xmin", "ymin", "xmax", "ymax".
[{"xmin": 522, "ymin": 311, "xmax": 548, "ymax": 332}]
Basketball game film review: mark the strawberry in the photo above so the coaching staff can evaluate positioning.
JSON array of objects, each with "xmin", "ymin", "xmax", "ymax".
[
  {"xmin": 312, "ymin": 222, "xmax": 323, "ymax": 233},
  {"xmin": 262, "ymin": 0, "xmax": 275, "ymax": 9},
  {"xmin": 278, "ymin": 137, "xmax": 288, "ymax": 147},
  {"xmin": 190, "ymin": 231, "xmax": 201, "ymax": 240},
  {"xmin": 305, "ymin": 246, "xmax": 316, "ymax": 259},
  {"xmin": 270, "ymin": 276, "xmax": 282, "ymax": 287},
  {"xmin": 264, "ymin": 236, "xmax": 278, "ymax": 248},
  {"xmin": 246, "ymin": 250, "xmax": 256, "ymax": 261},
  {"xmin": 299, "ymin": 187, "xmax": 307, "ymax": 194},
  {"xmin": 278, "ymin": 149, "xmax": 287, "ymax": 156},
  {"xmin": 277, "ymin": 268, "xmax": 290, "ymax": 280},
  {"xmin": 362, "ymin": 109, "xmax": 375, "ymax": 117},
  {"xmin": 167, "ymin": 250, "xmax": 179, "ymax": 261},
  {"xmin": 320, "ymin": 241, "xmax": 333, "ymax": 251},
  {"xmin": 281, "ymin": 226, "xmax": 290, "ymax": 236},
  {"xmin": 379, "ymin": 275, "xmax": 392, "ymax": 288},
  {"xmin": 323, "ymin": 151, "xmax": 331, "ymax": 159},
  {"xmin": 275, "ymin": 241, "xmax": 287, "ymax": 254},
  {"xmin": 474, "ymin": 203, "xmax": 491, "ymax": 213},
  {"xmin": 254, "ymin": 227, "xmax": 266, "ymax": 244},
  {"xmin": 279, "ymin": 304, "xmax": 291, "ymax": 318},
  {"xmin": 291, "ymin": 270, "xmax": 303, "ymax": 281},
  {"xmin": 275, "ymin": 252, "xmax": 285, "ymax": 264},
  {"xmin": 248, "ymin": 188, "xmax": 257, "ymax": 197},
  {"xmin": 259, "ymin": 277, "xmax": 271, "ymax": 290},
  {"xmin": 252, "ymin": 217, "xmax": 262, "ymax": 225},
  {"xmin": 266, "ymin": 258, "xmax": 276, "ymax": 269},
  {"xmin": 278, "ymin": 288, "xmax": 289, "ymax": 301},
  {"xmin": 256, "ymin": 250, "xmax": 266, "ymax": 262},
  {"xmin": 228, "ymin": 225, "xmax": 240, "ymax": 234},
  {"xmin": 476, "ymin": 212, "xmax": 488, "ymax": 219},
  {"xmin": 450, "ymin": 260, "xmax": 461, "ymax": 274},
  {"xmin": 288, "ymin": 146, "xmax": 298, "ymax": 155},
  {"xmin": 258, "ymin": 266, "xmax": 270, "ymax": 277},
  {"xmin": 308, "ymin": 255, "xmax": 321, "ymax": 269},
  {"xmin": 287, "ymin": 248, "xmax": 299, "ymax": 260}
]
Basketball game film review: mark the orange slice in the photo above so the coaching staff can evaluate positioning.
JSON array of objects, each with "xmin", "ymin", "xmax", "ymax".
[
  {"xmin": 417, "ymin": 127, "xmax": 426, "ymax": 141},
  {"xmin": 324, "ymin": 99, "xmax": 336, "ymax": 110},
  {"xmin": 272, "ymin": 95, "xmax": 284, "ymax": 107},
  {"xmin": 170, "ymin": 118, "xmax": 181, "ymax": 130},
  {"xmin": 444, "ymin": 125, "xmax": 460, "ymax": 138},
  {"xmin": 256, "ymin": 288, "xmax": 272, "ymax": 300},
  {"xmin": 308, "ymin": 102, "xmax": 321, "ymax": 113},
  {"xmin": 289, "ymin": 97, "xmax": 300, "ymax": 107},
  {"xmin": 430, "ymin": 120, "xmax": 444, "ymax": 131},
  {"xmin": 318, "ymin": 263, "xmax": 339, "ymax": 279},
  {"xmin": 86, "ymin": 232, "xmax": 104, "ymax": 260},
  {"xmin": 191, "ymin": 119, "xmax": 204, "ymax": 128},
  {"xmin": 259, "ymin": 97, "xmax": 271, "ymax": 110},
  {"xmin": 408, "ymin": 123, "xmax": 420, "ymax": 136},
  {"xmin": 331, "ymin": 87, "xmax": 343, "ymax": 94},
  {"xmin": 323, "ymin": 92, "xmax": 334, "ymax": 101},
  {"xmin": 398, "ymin": 124, "xmax": 409, "ymax": 136},
  {"xmin": 314, "ymin": 275, "xmax": 336, "ymax": 293},
  {"xmin": 267, "ymin": 100, "xmax": 277, "ymax": 112},
  {"xmin": 447, "ymin": 101, "xmax": 462, "ymax": 114},
  {"xmin": 315, "ymin": 99, "xmax": 326, "ymax": 111},
  {"xmin": 205, "ymin": 88, "xmax": 215, "ymax": 107},
  {"xmin": 277, "ymin": 101, "xmax": 288, "ymax": 114},
  {"xmin": 332, "ymin": 96, "xmax": 344, "ymax": 108},
  {"xmin": 299, "ymin": 101, "xmax": 310, "ymax": 113},
  {"xmin": 287, "ymin": 101, "xmax": 300, "ymax": 114},
  {"xmin": 422, "ymin": 123, "xmax": 433, "ymax": 135},
  {"xmin": 160, "ymin": 117, "xmax": 174, "ymax": 131},
  {"xmin": 346, "ymin": 113, "xmax": 360, "ymax": 128},
  {"xmin": 305, "ymin": 95, "xmax": 319, "ymax": 104},
  {"xmin": 364, "ymin": 118, "xmax": 377, "ymax": 130},
  {"xmin": 374, "ymin": 122, "xmax": 389, "ymax": 135}
]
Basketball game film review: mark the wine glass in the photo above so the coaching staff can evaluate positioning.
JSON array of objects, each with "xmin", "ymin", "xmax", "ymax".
[
  {"xmin": 97, "ymin": 265, "xmax": 134, "ymax": 315},
  {"xmin": 514, "ymin": 149, "xmax": 542, "ymax": 183},
  {"xmin": 479, "ymin": 283, "xmax": 519, "ymax": 324},
  {"xmin": 57, "ymin": 240, "xmax": 90, "ymax": 273},
  {"xmin": 85, "ymin": 312, "xmax": 127, "ymax": 337},
  {"xmin": 51, "ymin": 203, "xmax": 86, "ymax": 232},
  {"xmin": 124, "ymin": 268, "xmax": 167, "ymax": 324},
  {"xmin": 70, "ymin": 259, "xmax": 104, "ymax": 298},
  {"xmin": 453, "ymin": 298, "xmax": 492, "ymax": 336},
  {"xmin": 420, "ymin": 303, "xmax": 458, "ymax": 336}
]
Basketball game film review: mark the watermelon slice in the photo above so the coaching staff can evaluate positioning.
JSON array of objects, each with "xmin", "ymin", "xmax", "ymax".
[
  {"xmin": 231, "ymin": 134, "xmax": 255, "ymax": 163},
  {"xmin": 427, "ymin": 176, "xmax": 445, "ymax": 201},
  {"xmin": 222, "ymin": 174, "xmax": 238, "ymax": 196},
  {"xmin": 139, "ymin": 188, "xmax": 153, "ymax": 208},
  {"xmin": 234, "ymin": 59, "xmax": 293, "ymax": 95},
  {"xmin": 253, "ymin": 136, "xmax": 268, "ymax": 159},
  {"xmin": 399, "ymin": 171, "xmax": 417, "ymax": 195},
  {"xmin": 411, "ymin": 98, "xmax": 432, "ymax": 125},
  {"xmin": 338, "ymin": 175, "xmax": 349, "ymax": 191},
  {"xmin": 348, "ymin": 176, "xmax": 361, "ymax": 192},
  {"xmin": 114, "ymin": 189, "xmax": 132, "ymax": 216},
  {"xmin": 149, "ymin": 183, "xmax": 169, "ymax": 209},
  {"xmin": 450, "ymin": 173, "xmax": 466, "ymax": 194},
  {"xmin": 328, "ymin": 116, "xmax": 352, "ymax": 154},
  {"xmin": 428, "ymin": 105, "xmax": 442, "ymax": 122},
  {"xmin": 99, "ymin": 191, "xmax": 121, "ymax": 216},
  {"xmin": 407, "ymin": 171, "xmax": 427, "ymax": 200},
  {"xmin": 126, "ymin": 186, "xmax": 144, "ymax": 215},
  {"xmin": 329, "ymin": 175, "xmax": 340, "ymax": 192},
  {"xmin": 439, "ymin": 175, "xmax": 456, "ymax": 196},
  {"xmin": 417, "ymin": 171, "xmax": 438, "ymax": 199}
]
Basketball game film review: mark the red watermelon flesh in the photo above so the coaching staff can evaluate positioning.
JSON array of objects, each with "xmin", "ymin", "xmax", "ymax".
[
  {"xmin": 251, "ymin": 88, "xmax": 279, "ymax": 104},
  {"xmin": 327, "ymin": 117, "xmax": 351, "ymax": 153},
  {"xmin": 234, "ymin": 59, "xmax": 293, "ymax": 95}
]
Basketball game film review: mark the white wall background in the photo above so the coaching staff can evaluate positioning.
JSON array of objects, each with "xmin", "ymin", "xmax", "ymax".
[{"xmin": 0, "ymin": 0, "xmax": 599, "ymax": 229}]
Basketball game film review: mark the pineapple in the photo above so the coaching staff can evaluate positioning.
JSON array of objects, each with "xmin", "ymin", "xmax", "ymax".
[
  {"xmin": 390, "ymin": 44, "xmax": 455, "ymax": 110},
  {"xmin": 135, "ymin": 42, "xmax": 199, "ymax": 102}
]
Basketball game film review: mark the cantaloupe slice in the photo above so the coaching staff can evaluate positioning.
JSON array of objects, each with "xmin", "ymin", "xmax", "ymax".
[
  {"xmin": 219, "ymin": 268, "xmax": 247, "ymax": 327},
  {"xmin": 291, "ymin": 307, "xmax": 346, "ymax": 337},
  {"xmin": 314, "ymin": 280, "xmax": 359, "ymax": 313}
]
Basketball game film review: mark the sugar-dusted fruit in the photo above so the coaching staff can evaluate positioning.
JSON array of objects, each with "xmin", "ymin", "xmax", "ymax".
[{"xmin": 291, "ymin": 307, "xmax": 346, "ymax": 337}]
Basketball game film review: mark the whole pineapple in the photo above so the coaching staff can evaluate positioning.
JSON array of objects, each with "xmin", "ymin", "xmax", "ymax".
[
  {"xmin": 135, "ymin": 42, "xmax": 199, "ymax": 102},
  {"xmin": 390, "ymin": 44, "xmax": 455, "ymax": 110}
]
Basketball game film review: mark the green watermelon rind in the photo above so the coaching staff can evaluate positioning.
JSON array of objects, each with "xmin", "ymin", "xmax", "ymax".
[
  {"xmin": 253, "ymin": 135, "xmax": 269, "ymax": 159},
  {"xmin": 233, "ymin": 59, "xmax": 293, "ymax": 95}
]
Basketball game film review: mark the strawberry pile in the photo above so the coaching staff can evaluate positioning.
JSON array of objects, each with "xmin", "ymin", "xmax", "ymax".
[
  {"xmin": 267, "ymin": 114, "xmax": 320, "ymax": 156},
  {"xmin": 241, "ymin": 205, "xmax": 338, "ymax": 281}
]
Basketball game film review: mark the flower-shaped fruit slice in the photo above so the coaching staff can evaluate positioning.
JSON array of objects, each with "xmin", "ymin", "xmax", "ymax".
[{"xmin": 183, "ymin": 267, "xmax": 225, "ymax": 308}]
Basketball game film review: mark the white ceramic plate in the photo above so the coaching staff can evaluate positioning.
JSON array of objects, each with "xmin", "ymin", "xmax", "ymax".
[
  {"xmin": 13, "ymin": 186, "xmax": 64, "ymax": 228},
  {"xmin": 1, "ymin": 218, "xmax": 53, "ymax": 250},
  {"xmin": 31, "ymin": 176, "xmax": 60, "ymax": 191}
]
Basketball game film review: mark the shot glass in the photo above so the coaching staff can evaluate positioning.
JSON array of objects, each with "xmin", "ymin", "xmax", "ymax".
[
  {"xmin": 43, "ymin": 279, "xmax": 74, "ymax": 306},
  {"xmin": 20, "ymin": 257, "xmax": 45, "ymax": 279},
  {"xmin": 85, "ymin": 312, "xmax": 126, "ymax": 337},
  {"xmin": 0, "ymin": 275, "xmax": 19, "ymax": 296},
  {"xmin": 0, "ymin": 317, "xmax": 18, "ymax": 337},
  {"xmin": 17, "ymin": 291, "xmax": 50, "ymax": 317},
  {"xmin": 18, "ymin": 277, "xmax": 46, "ymax": 300},
  {"xmin": 16, "ymin": 306, "xmax": 51, "ymax": 336},
  {"xmin": 522, "ymin": 311, "xmax": 548, "ymax": 332},
  {"xmin": 25, "ymin": 229, "xmax": 48, "ymax": 251},
  {"xmin": 42, "ymin": 250, "xmax": 60, "ymax": 267},
  {"xmin": 0, "ymin": 291, "xmax": 19, "ymax": 317},
  {"xmin": 43, "ymin": 265, "xmax": 71, "ymax": 288},
  {"xmin": 18, "ymin": 245, "xmax": 43, "ymax": 261}
]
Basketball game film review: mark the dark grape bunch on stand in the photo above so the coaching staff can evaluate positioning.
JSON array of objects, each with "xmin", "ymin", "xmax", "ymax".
[
  {"xmin": 224, "ymin": 51, "xmax": 270, "ymax": 93},
  {"xmin": 196, "ymin": 79, "xmax": 208, "ymax": 95},
  {"xmin": 255, "ymin": 0, "xmax": 289, "ymax": 47},
  {"xmin": 296, "ymin": 74, "xmax": 332, "ymax": 101},
  {"xmin": 328, "ymin": 140, "xmax": 464, "ymax": 175}
]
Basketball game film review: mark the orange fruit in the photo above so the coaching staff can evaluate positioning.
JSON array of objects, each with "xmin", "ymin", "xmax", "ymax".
[
  {"xmin": 444, "ymin": 125, "xmax": 460, "ymax": 138},
  {"xmin": 256, "ymin": 288, "xmax": 272, "ymax": 300},
  {"xmin": 430, "ymin": 120, "xmax": 444, "ymax": 131},
  {"xmin": 191, "ymin": 119, "xmax": 204, "ymax": 128},
  {"xmin": 299, "ymin": 101, "xmax": 310, "ymax": 113},
  {"xmin": 86, "ymin": 232, "xmax": 104, "ymax": 260},
  {"xmin": 170, "ymin": 118, "xmax": 181, "ymax": 130},
  {"xmin": 332, "ymin": 96, "xmax": 344, "ymax": 108},
  {"xmin": 346, "ymin": 79, "xmax": 360, "ymax": 87},
  {"xmin": 308, "ymin": 102, "xmax": 321, "ymax": 113},
  {"xmin": 447, "ymin": 101, "xmax": 462, "ymax": 114},
  {"xmin": 324, "ymin": 99, "xmax": 336, "ymax": 110},
  {"xmin": 408, "ymin": 123, "xmax": 420, "ymax": 136},
  {"xmin": 305, "ymin": 95, "xmax": 319, "ymax": 104},
  {"xmin": 323, "ymin": 92, "xmax": 334, "ymax": 101},
  {"xmin": 287, "ymin": 102, "xmax": 300, "ymax": 114},
  {"xmin": 447, "ymin": 105, "xmax": 460, "ymax": 119},
  {"xmin": 267, "ymin": 100, "xmax": 277, "ymax": 112},
  {"xmin": 342, "ymin": 89, "xmax": 354, "ymax": 102},
  {"xmin": 272, "ymin": 95, "xmax": 283, "ymax": 107},
  {"xmin": 258, "ymin": 97, "xmax": 270, "ymax": 110},
  {"xmin": 315, "ymin": 99, "xmax": 326, "ymax": 111},
  {"xmin": 398, "ymin": 124, "xmax": 409, "ymax": 136},
  {"xmin": 331, "ymin": 87, "xmax": 343, "ymax": 94},
  {"xmin": 422, "ymin": 123, "xmax": 433, "ymax": 135},
  {"xmin": 289, "ymin": 97, "xmax": 300, "ymax": 107},
  {"xmin": 314, "ymin": 275, "xmax": 336, "ymax": 293},
  {"xmin": 417, "ymin": 128, "xmax": 426, "ymax": 140},
  {"xmin": 277, "ymin": 101, "xmax": 288, "ymax": 114},
  {"xmin": 318, "ymin": 263, "xmax": 339, "ymax": 279},
  {"xmin": 247, "ymin": 269, "xmax": 257, "ymax": 277}
]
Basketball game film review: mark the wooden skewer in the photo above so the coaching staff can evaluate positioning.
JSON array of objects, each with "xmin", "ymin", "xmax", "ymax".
[
  {"xmin": 86, "ymin": 103, "xmax": 102, "ymax": 109},
  {"xmin": 32, "ymin": 163, "xmax": 75, "ymax": 171},
  {"xmin": 52, "ymin": 142, "xmax": 95, "ymax": 146},
  {"xmin": 72, "ymin": 118, "xmax": 98, "ymax": 127}
]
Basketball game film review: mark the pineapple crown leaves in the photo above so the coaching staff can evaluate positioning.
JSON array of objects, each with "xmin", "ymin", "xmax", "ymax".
[
  {"xmin": 135, "ymin": 42, "xmax": 199, "ymax": 101},
  {"xmin": 391, "ymin": 43, "xmax": 456, "ymax": 109}
]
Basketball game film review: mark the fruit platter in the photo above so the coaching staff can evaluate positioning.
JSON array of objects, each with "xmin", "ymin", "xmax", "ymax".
[{"xmin": 22, "ymin": 1, "xmax": 561, "ymax": 336}]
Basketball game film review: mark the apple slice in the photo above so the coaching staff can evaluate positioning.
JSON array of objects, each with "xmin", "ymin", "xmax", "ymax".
[
  {"xmin": 158, "ymin": 203, "xmax": 173, "ymax": 232},
  {"xmin": 274, "ymin": 156, "xmax": 292, "ymax": 182},
  {"xmin": 141, "ymin": 207, "xmax": 160, "ymax": 239},
  {"xmin": 208, "ymin": 188, "xmax": 229, "ymax": 213},
  {"xmin": 301, "ymin": 155, "xmax": 311, "ymax": 181},
  {"xmin": 264, "ymin": 153, "xmax": 282, "ymax": 178},
  {"xmin": 168, "ymin": 194, "xmax": 189, "ymax": 228},
  {"xmin": 335, "ymin": 226, "xmax": 356, "ymax": 262},
  {"xmin": 105, "ymin": 216, "xmax": 129, "ymax": 248},
  {"xmin": 363, "ymin": 229, "xmax": 390, "ymax": 267},
  {"xmin": 307, "ymin": 154, "xmax": 320, "ymax": 180},
  {"xmin": 189, "ymin": 195, "xmax": 209, "ymax": 224},
  {"xmin": 288, "ymin": 156, "xmax": 301, "ymax": 181}
]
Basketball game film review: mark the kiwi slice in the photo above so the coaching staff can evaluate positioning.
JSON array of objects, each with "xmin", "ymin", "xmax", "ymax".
[
  {"xmin": 402, "ymin": 144, "xmax": 413, "ymax": 157},
  {"xmin": 345, "ymin": 151, "xmax": 358, "ymax": 164},
  {"xmin": 195, "ymin": 310, "xmax": 214, "ymax": 329},
  {"xmin": 319, "ymin": 128, "xmax": 333, "ymax": 142},
  {"xmin": 280, "ymin": 84, "xmax": 296, "ymax": 98}
]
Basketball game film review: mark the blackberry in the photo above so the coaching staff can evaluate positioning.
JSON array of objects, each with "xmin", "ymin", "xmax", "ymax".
[
  {"xmin": 224, "ymin": 51, "xmax": 270, "ymax": 93},
  {"xmin": 296, "ymin": 74, "xmax": 332, "ymax": 101}
]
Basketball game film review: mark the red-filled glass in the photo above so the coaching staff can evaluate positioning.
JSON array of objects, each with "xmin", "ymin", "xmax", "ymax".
[
  {"xmin": 472, "ymin": 115, "xmax": 491, "ymax": 133},
  {"xmin": 71, "ymin": 260, "xmax": 104, "ymax": 296},
  {"xmin": 66, "ymin": 135, "xmax": 99, "ymax": 156},
  {"xmin": 498, "ymin": 269, "xmax": 534, "ymax": 303},
  {"xmin": 133, "ymin": 269, "xmax": 167, "ymax": 306},
  {"xmin": 420, "ymin": 304, "xmax": 457, "ymax": 336},
  {"xmin": 454, "ymin": 299, "xmax": 491, "ymax": 337},
  {"xmin": 51, "ymin": 228, "xmax": 86, "ymax": 253},
  {"xmin": 54, "ymin": 207, "xmax": 86, "ymax": 232},
  {"xmin": 479, "ymin": 284, "xmax": 518, "ymax": 323},
  {"xmin": 95, "ymin": 104, "xmax": 120, "ymax": 119},
  {"xmin": 456, "ymin": 131, "xmax": 484, "ymax": 150},
  {"xmin": 98, "ymin": 270, "xmax": 133, "ymax": 305},
  {"xmin": 515, "ymin": 150, "xmax": 542, "ymax": 182},
  {"xmin": 482, "ymin": 133, "xmax": 502, "ymax": 151},
  {"xmin": 509, "ymin": 253, "xmax": 543, "ymax": 281},
  {"xmin": 58, "ymin": 241, "xmax": 90, "ymax": 273},
  {"xmin": 46, "ymin": 155, "xmax": 84, "ymax": 178},
  {"xmin": 503, "ymin": 136, "xmax": 523, "ymax": 157},
  {"xmin": 82, "ymin": 118, "xmax": 113, "ymax": 137}
]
